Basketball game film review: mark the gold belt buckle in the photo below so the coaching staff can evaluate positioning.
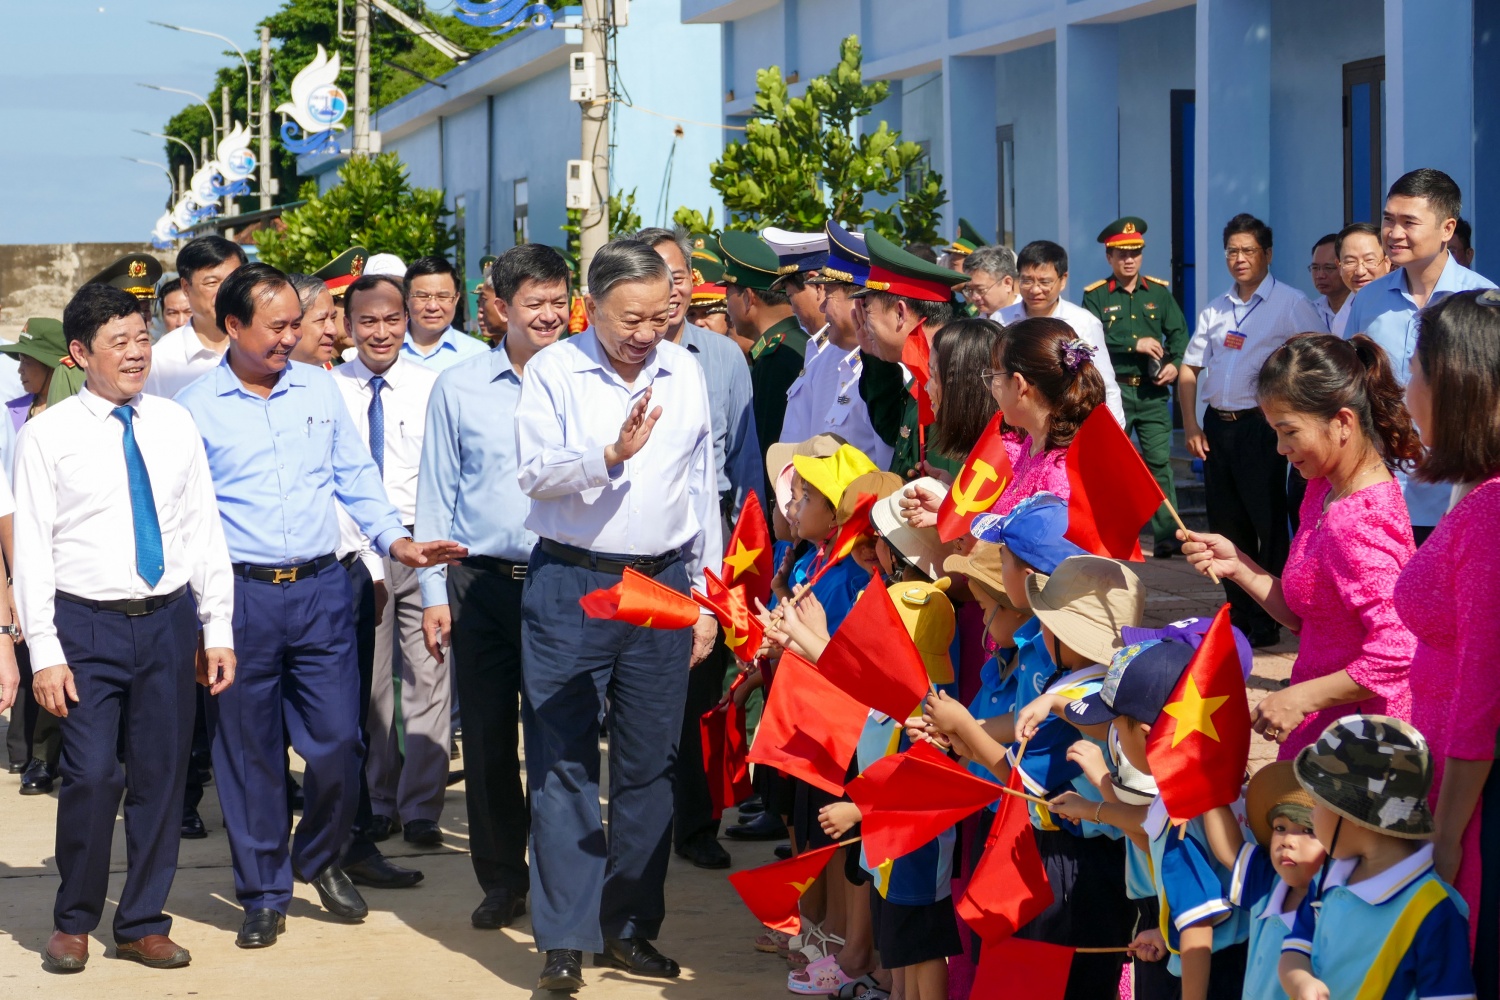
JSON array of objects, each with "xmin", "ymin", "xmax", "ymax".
[{"xmin": 271, "ymin": 567, "xmax": 299, "ymax": 584}]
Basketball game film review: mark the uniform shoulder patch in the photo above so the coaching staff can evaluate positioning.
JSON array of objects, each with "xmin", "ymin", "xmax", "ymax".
[
  {"xmin": 1145, "ymin": 275, "xmax": 1171, "ymax": 287},
  {"xmin": 1083, "ymin": 279, "xmax": 1108, "ymax": 293}
]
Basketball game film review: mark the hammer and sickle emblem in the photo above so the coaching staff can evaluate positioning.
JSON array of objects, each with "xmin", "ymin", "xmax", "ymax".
[{"xmin": 950, "ymin": 459, "xmax": 1006, "ymax": 515}]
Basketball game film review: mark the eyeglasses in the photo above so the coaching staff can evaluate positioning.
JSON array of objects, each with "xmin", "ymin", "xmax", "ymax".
[
  {"xmin": 1225, "ymin": 247, "xmax": 1263, "ymax": 261},
  {"xmin": 409, "ymin": 292, "xmax": 457, "ymax": 304},
  {"xmin": 1018, "ymin": 278, "xmax": 1057, "ymax": 292},
  {"xmin": 979, "ymin": 368, "xmax": 1010, "ymax": 388},
  {"xmin": 1339, "ymin": 255, "xmax": 1387, "ymax": 272},
  {"xmin": 1306, "ymin": 264, "xmax": 1340, "ymax": 276},
  {"xmin": 966, "ymin": 280, "xmax": 996, "ymax": 298}
]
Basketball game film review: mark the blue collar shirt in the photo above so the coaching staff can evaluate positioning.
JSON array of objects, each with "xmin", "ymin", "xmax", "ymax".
[
  {"xmin": 400, "ymin": 325, "xmax": 489, "ymax": 372},
  {"xmin": 678, "ymin": 321, "xmax": 762, "ymax": 516},
  {"xmin": 415, "ymin": 340, "xmax": 538, "ymax": 606},
  {"xmin": 1184, "ymin": 275, "xmax": 1327, "ymax": 414},
  {"xmin": 176, "ymin": 357, "xmax": 409, "ymax": 565}
]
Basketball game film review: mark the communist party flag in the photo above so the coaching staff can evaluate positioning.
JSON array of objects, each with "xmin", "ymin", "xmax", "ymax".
[
  {"xmin": 936, "ymin": 412, "xmax": 1014, "ymax": 542},
  {"xmin": 578, "ymin": 567, "xmax": 701, "ymax": 629},
  {"xmin": 956, "ymin": 767, "xmax": 1053, "ymax": 942},
  {"xmin": 814, "ymin": 581, "xmax": 931, "ymax": 720},
  {"xmin": 972, "ymin": 937, "xmax": 1075, "ymax": 1000},
  {"xmin": 1147, "ymin": 604, "xmax": 1251, "ymax": 822},
  {"xmin": 722, "ymin": 491, "xmax": 774, "ymax": 609},
  {"xmin": 748, "ymin": 651, "xmax": 867, "ymax": 796},
  {"xmin": 804, "ymin": 492, "xmax": 878, "ymax": 588},
  {"xmin": 728, "ymin": 841, "xmax": 842, "ymax": 934},
  {"xmin": 694, "ymin": 568, "xmax": 764, "ymax": 663},
  {"xmin": 1064, "ymin": 405, "xmax": 1166, "ymax": 561},
  {"xmin": 848, "ymin": 741, "xmax": 1009, "ymax": 863},
  {"xmin": 701, "ymin": 673, "xmax": 754, "ymax": 819}
]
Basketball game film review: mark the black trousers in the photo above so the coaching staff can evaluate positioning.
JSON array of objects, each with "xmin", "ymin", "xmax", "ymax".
[
  {"xmin": 448, "ymin": 560, "xmax": 529, "ymax": 896},
  {"xmin": 1012, "ymin": 830, "xmax": 1132, "ymax": 1000},
  {"xmin": 1202, "ymin": 410, "xmax": 1289, "ymax": 634},
  {"xmin": 343, "ymin": 557, "xmax": 381, "ymax": 866},
  {"xmin": 673, "ymin": 633, "xmax": 729, "ymax": 849}
]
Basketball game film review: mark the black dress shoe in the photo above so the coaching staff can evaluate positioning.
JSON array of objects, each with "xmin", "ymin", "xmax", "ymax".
[
  {"xmin": 181, "ymin": 809, "xmax": 208, "ymax": 839},
  {"xmin": 1153, "ymin": 538, "xmax": 1183, "ymax": 559},
  {"xmin": 538, "ymin": 949, "xmax": 584, "ymax": 991},
  {"xmin": 19, "ymin": 758, "xmax": 54, "ymax": 795},
  {"xmin": 307, "ymin": 865, "xmax": 368, "ymax": 920},
  {"xmin": 675, "ymin": 835, "xmax": 731, "ymax": 869},
  {"xmin": 236, "ymin": 908, "xmax": 285, "ymax": 949},
  {"xmin": 594, "ymin": 937, "xmax": 680, "ymax": 979},
  {"xmin": 735, "ymin": 795, "xmax": 765, "ymax": 816},
  {"xmin": 471, "ymin": 887, "xmax": 527, "ymax": 929},
  {"xmin": 403, "ymin": 819, "xmax": 443, "ymax": 847},
  {"xmin": 344, "ymin": 853, "xmax": 423, "ymax": 889},
  {"xmin": 7, "ymin": 760, "xmax": 25, "ymax": 775},
  {"xmin": 725, "ymin": 810, "xmax": 785, "ymax": 840},
  {"xmin": 774, "ymin": 842, "xmax": 794, "ymax": 861},
  {"xmin": 366, "ymin": 814, "xmax": 396, "ymax": 843}
]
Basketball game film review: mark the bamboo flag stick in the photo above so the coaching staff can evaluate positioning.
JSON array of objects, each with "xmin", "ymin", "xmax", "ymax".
[
  {"xmin": 996, "ymin": 784, "xmax": 1051, "ymax": 807},
  {"xmin": 1075, "ymin": 946, "xmax": 1135, "ymax": 954},
  {"xmin": 1163, "ymin": 499, "xmax": 1219, "ymax": 585}
]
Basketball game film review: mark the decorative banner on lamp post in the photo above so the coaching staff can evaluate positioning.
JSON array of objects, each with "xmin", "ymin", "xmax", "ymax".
[
  {"xmin": 454, "ymin": 0, "xmax": 557, "ymax": 30},
  {"xmin": 277, "ymin": 44, "xmax": 348, "ymax": 155},
  {"xmin": 151, "ymin": 211, "xmax": 178, "ymax": 250},
  {"xmin": 211, "ymin": 121, "xmax": 257, "ymax": 196}
]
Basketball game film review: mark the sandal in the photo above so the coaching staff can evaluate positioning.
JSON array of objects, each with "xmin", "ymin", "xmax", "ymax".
[
  {"xmin": 787, "ymin": 954, "xmax": 856, "ymax": 995},
  {"xmin": 835, "ymin": 974, "xmax": 888, "ymax": 1000},
  {"xmin": 756, "ymin": 929, "xmax": 791, "ymax": 954},
  {"xmin": 786, "ymin": 922, "xmax": 844, "ymax": 968}
]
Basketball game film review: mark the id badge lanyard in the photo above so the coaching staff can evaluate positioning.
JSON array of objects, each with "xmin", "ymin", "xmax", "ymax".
[{"xmin": 1225, "ymin": 277, "xmax": 1270, "ymax": 350}]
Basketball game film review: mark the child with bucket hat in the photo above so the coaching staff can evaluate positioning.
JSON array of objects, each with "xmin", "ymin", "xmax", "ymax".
[{"xmin": 1279, "ymin": 715, "xmax": 1474, "ymax": 1000}]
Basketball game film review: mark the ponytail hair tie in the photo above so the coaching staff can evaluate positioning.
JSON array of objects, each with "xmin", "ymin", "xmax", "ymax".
[{"xmin": 1061, "ymin": 339, "xmax": 1096, "ymax": 373}]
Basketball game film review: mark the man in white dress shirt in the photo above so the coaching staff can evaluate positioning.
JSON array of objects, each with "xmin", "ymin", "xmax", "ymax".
[
  {"xmin": 331, "ymin": 275, "xmax": 447, "ymax": 848},
  {"xmin": 401, "ymin": 256, "xmax": 488, "ymax": 372},
  {"xmin": 514, "ymin": 239, "xmax": 721, "ymax": 992},
  {"xmin": 15, "ymin": 284, "xmax": 235, "ymax": 972},
  {"xmin": 996, "ymin": 240, "xmax": 1125, "ymax": 425},
  {"xmin": 143, "ymin": 236, "xmax": 246, "ymax": 398},
  {"xmin": 962, "ymin": 244, "xmax": 1021, "ymax": 318}
]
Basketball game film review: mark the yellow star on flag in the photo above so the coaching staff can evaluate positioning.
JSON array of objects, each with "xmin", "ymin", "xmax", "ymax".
[
  {"xmin": 1161, "ymin": 676, "xmax": 1230, "ymax": 747},
  {"xmin": 723, "ymin": 540, "xmax": 764, "ymax": 579},
  {"xmin": 788, "ymin": 877, "xmax": 817, "ymax": 895},
  {"xmin": 642, "ymin": 616, "xmax": 655, "ymax": 628},
  {"xmin": 724, "ymin": 626, "xmax": 747, "ymax": 649}
]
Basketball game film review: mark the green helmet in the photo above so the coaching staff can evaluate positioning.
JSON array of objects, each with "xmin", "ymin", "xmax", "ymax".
[{"xmin": 1293, "ymin": 714, "xmax": 1434, "ymax": 840}]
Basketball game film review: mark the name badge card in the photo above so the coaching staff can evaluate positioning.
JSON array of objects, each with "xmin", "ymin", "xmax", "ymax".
[{"xmin": 1224, "ymin": 329, "xmax": 1246, "ymax": 350}]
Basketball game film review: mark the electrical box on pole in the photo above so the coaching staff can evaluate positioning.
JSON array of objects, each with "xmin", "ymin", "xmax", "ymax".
[
  {"xmin": 566, "ymin": 160, "xmax": 593, "ymax": 210},
  {"xmin": 569, "ymin": 53, "xmax": 598, "ymax": 103}
]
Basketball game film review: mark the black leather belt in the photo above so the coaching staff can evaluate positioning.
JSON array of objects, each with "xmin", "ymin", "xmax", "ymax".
[
  {"xmin": 1208, "ymin": 407, "xmax": 1262, "ymax": 422},
  {"xmin": 461, "ymin": 554, "xmax": 527, "ymax": 580},
  {"xmin": 57, "ymin": 585, "xmax": 187, "ymax": 617},
  {"xmin": 339, "ymin": 553, "xmax": 359, "ymax": 571},
  {"xmin": 232, "ymin": 552, "xmax": 339, "ymax": 584},
  {"xmin": 538, "ymin": 538, "xmax": 680, "ymax": 578}
]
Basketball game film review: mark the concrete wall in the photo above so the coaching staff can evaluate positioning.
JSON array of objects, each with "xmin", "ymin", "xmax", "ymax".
[
  {"xmin": 0, "ymin": 243, "xmax": 163, "ymax": 334},
  {"xmin": 994, "ymin": 44, "xmax": 1059, "ymax": 248}
]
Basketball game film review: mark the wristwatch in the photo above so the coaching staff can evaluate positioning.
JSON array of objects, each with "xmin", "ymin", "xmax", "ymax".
[{"xmin": 0, "ymin": 624, "xmax": 19, "ymax": 638}]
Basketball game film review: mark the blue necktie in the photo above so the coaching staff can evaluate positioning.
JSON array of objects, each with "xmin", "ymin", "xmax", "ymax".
[
  {"xmin": 368, "ymin": 375, "xmax": 387, "ymax": 475},
  {"xmin": 112, "ymin": 406, "xmax": 164, "ymax": 588}
]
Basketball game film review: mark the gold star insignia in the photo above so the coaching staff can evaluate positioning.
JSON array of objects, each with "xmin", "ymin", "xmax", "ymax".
[
  {"xmin": 724, "ymin": 626, "xmax": 747, "ymax": 649},
  {"xmin": 1161, "ymin": 676, "xmax": 1230, "ymax": 747},
  {"xmin": 723, "ymin": 540, "xmax": 764, "ymax": 579},
  {"xmin": 789, "ymin": 877, "xmax": 817, "ymax": 894}
]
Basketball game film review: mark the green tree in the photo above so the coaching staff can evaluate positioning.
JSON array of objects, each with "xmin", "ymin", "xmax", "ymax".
[
  {"xmin": 557, "ymin": 189, "xmax": 645, "ymax": 288},
  {"xmin": 671, "ymin": 206, "xmax": 717, "ymax": 234},
  {"xmin": 704, "ymin": 36, "xmax": 945, "ymax": 243},
  {"xmin": 254, "ymin": 153, "xmax": 454, "ymax": 270}
]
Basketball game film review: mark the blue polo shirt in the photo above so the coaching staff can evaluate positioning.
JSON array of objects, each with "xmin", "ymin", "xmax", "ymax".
[
  {"xmin": 1011, "ymin": 660, "xmax": 1116, "ymax": 837},
  {"xmin": 787, "ymin": 544, "xmax": 867, "ymax": 634},
  {"xmin": 855, "ymin": 715, "xmax": 955, "ymax": 906},
  {"xmin": 966, "ymin": 649, "xmax": 1019, "ymax": 794},
  {"xmin": 1342, "ymin": 253, "xmax": 1495, "ymax": 526},
  {"xmin": 1230, "ymin": 844, "xmax": 1314, "ymax": 1000},
  {"xmin": 1144, "ymin": 796, "xmax": 1250, "ymax": 977}
]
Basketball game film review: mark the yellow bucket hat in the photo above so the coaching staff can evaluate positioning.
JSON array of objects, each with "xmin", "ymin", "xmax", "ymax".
[
  {"xmin": 792, "ymin": 444, "xmax": 879, "ymax": 509},
  {"xmin": 888, "ymin": 577, "xmax": 956, "ymax": 684}
]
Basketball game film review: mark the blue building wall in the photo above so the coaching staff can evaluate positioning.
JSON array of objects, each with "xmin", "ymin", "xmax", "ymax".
[{"xmin": 993, "ymin": 44, "xmax": 1058, "ymax": 249}]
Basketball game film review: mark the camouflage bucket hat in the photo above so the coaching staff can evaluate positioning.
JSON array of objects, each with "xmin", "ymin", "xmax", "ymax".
[{"xmin": 1293, "ymin": 714, "xmax": 1434, "ymax": 840}]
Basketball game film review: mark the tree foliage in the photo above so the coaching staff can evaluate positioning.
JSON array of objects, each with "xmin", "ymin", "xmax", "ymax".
[
  {"xmin": 254, "ymin": 153, "xmax": 454, "ymax": 270},
  {"xmin": 700, "ymin": 36, "xmax": 945, "ymax": 244}
]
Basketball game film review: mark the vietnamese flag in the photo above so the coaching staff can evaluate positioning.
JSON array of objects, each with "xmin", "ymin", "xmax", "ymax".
[
  {"xmin": 578, "ymin": 567, "xmax": 701, "ymax": 629},
  {"xmin": 701, "ymin": 673, "xmax": 754, "ymax": 819},
  {"xmin": 1147, "ymin": 604, "xmax": 1251, "ymax": 822},
  {"xmin": 748, "ymin": 651, "xmax": 867, "ymax": 796},
  {"xmin": 728, "ymin": 841, "xmax": 842, "ymax": 934},
  {"xmin": 804, "ymin": 492, "xmax": 878, "ymax": 588},
  {"xmin": 722, "ymin": 490, "xmax": 774, "ymax": 609},
  {"xmin": 814, "ymin": 582, "xmax": 931, "ymax": 720},
  {"xmin": 848, "ymin": 741, "xmax": 1008, "ymax": 863},
  {"xmin": 694, "ymin": 568, "xmax": 765, "ymax": 664},
  {"xmin": 972, "ymin": 937, "xmax": 1074, "ymax": 1000},
  {"xmin": 1064, "ymin": 404, "xmax": 1166, "ymax": 561},
  {"xmin": 936, "ymin": 412, "xmax": 1015, "ymax": 542},
  {"xmin": 902, "ymin": 320, "xmax": 936, "ymax": 429},
  {"xmin": 956, "ymin": 767, "xmax": 1053, "ymax": 942}
]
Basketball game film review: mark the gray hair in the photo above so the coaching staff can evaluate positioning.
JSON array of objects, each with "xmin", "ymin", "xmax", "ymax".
[
  {"xmin": 588, "ymin": 239, "xmax": 670, "ymax": 299},
  {"xmin": 286, "ymin": 272, "xmax": 327, "ymax": 312},
  {"xmin": 633, "ymin": 226, "xmax": 694, "ymax": 274},
  {"xmin": 964, "ymin": 244, "xmax": 1018, "ymax": 283}
]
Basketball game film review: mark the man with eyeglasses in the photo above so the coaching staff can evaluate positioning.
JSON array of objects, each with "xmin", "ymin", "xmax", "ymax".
[
  {"xmin": 1308, "ymin": 233, "xmax": 1344, "ymax": 331},
  {"xmin": 960, "ymin": 244, "xmax": 1020, "ymax": 318},
  {"xmin": 1179, "ymin": 213, "xmax": 1323, "ymax": 648},
  {"xmin": 1329, "ymin": 222, "xmax": 1389, "ymax": 337},
  {"xmin": 400, "ymin": 256, "xmax": 488, "ymax": 372}
]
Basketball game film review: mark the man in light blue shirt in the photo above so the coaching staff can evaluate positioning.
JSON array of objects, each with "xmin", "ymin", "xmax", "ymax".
[
  {"xmin": 176, "ymin": 263, "xmax": 464, "ymax": 950},
  {"xmin": 414, "ymin": 244, "xmax": 567, "ymax": 933},
  {"xmin": 1342, "ymin": 168, "xmax": 1496, "ymax": 539},
  {"xmin": 400, "ymin": 256, "xmax": 488, "ymax": 372},
  {"xmin": 514, "ymin": 239, "xmax": 720, "ymax": 992}
]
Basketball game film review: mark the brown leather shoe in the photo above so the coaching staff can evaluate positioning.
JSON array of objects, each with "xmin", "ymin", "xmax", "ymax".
[
  {"xmin": 42, "ymin": 930, "xmax": 88, "ymax": 973},
  {"xmin": 114, "ymin": 934, "xmax": 191, "ymax": 969}
]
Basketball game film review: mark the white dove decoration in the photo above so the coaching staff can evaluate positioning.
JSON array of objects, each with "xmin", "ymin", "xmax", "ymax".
[
  {"xmin": 150, "ymin": 211, "xmax": 178, "ymax": 249},
  {"xmin": 189, "ymin": 162, "xmax": 221, "ymax": 205},
  {"xmin": 171, "ymin": 196, "xmax": 200, "ymax": 231},
  {"xmin": 277, "ymin": 45, "xmax": 348, "ymax": 135},
  {"xmin": 217, "ymin": 121, "xmax": 257, "ymax": 181}
]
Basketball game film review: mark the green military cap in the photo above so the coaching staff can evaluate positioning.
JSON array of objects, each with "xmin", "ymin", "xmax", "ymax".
[
  {"xmin": 311, "ymin": 246, "xmax": 369, "ymax": 295},
  {"xmin": 689, "ymin": 233, "xmax": 726, "ymax": 285},
  {"xmin": 86, "ymin": 253, "xmax": 162, "ymax": 301},
  {"xmin": 1098, "ymin": 217, "xmax": 1148, "ymax": 250},
  {"xmin": 945, "ymin": 217, "xmax": 990, "ymax": 257},
  {"xmin": 471, "ymin": 254, "xmax": 499, "ymax": 294},
  {"xmin": 716, "ymin": 231, "xmax": 781, "ymax": 292},
  {"xmin": 853, "ymin": 230, "xmax": 967, "ymax": 303},
  {"xmin": 0, "ymin": 317, "xmax": 87, "ymax": 404}
]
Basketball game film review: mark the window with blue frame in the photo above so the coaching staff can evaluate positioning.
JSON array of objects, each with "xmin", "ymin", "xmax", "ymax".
[{"xmin": 1343, "ymin": 57, "xmax": 1385, "ymax": 225}]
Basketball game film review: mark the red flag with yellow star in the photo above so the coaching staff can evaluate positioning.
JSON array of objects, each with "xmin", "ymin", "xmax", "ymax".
[
  {"xmin": 693, "ymin": 568, "xmax": 764, "ymax": 663},
  {"xmin": 1146, "ymin": 604, "xmax": 1251, "ymax": 821},
  {"xmin": 701, "ymin": 672, "xmax": 754, "ymax": 819},
  {"xmin": 578, "ymin": 567, "xmax": 701, "ymax": 629},
  {"xmin": 728, "ymin": 841, "xmax": 843, "ymax": 934},
  {"xmin": 1064, "ymin": 405, "xmax": 1166, "ymax": 561},
  {"xmin": 721, "ymin": 491, "xmax": 774, "ymax": 609},
  {"xmin": 936, "ymin": 413, "xmax": 1014, "ymax": 542}
]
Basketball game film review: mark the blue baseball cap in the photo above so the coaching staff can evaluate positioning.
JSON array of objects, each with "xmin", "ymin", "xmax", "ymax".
[
  {"xmin": 1066, "ymin": 638, "xmax": 1195, "ymax": 727},
  {"xmin": 1121, "ymin": 617, "xmax": 1255, "ymax": 681},
  {"xmin": 968, "ymin": 493, "xmax": 1086, "ymax": 575}
]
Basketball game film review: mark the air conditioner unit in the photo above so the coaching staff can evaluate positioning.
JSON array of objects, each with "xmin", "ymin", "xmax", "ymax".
[
  {"xmin": 565, "ymin": 159, "xmax": 592, "ymax": 210},
  {"xmin": 569, "ymin": 52, "xmax": 598, "ymax": 103}
]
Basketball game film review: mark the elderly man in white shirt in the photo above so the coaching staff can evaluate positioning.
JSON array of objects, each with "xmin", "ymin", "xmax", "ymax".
[
  {"xmin": 143, "ymin": 235, "xmax": 246, "ymax": 398},
  {"xmin": 996, "ymin": 240, "xmax": 1125, "ymax": 425},
  {"xmin": 514, "ymin": 239, "xmax": 720, "ymax": 992},
  {"xmin": 14, "ymin": 284, "xmax": 234, "ymax": 973},
  {"xmin": 330, "ymin": 274, "xmax": 448, "ymax": 850}
]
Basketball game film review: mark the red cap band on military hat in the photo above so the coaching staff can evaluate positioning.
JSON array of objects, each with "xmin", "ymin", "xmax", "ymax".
[
  {"xmin": 863, "ymin": 265, "xmax": 956, "ymax": 303},
  {"xmin": 322, "ymin": 274, "xmax": 358, "ymax": 292}
]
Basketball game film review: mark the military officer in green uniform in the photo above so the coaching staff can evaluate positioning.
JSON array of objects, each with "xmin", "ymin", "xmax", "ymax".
[
  {"xmin": 86, "ymin": 252, "xmax": 162, "ymax": 323},
  {"xmin": 1082, "ymin": 216, "xmax": 1189, "ymax": 558}
]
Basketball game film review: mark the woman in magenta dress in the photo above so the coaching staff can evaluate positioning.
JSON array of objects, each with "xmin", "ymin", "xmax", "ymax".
[
  {"xmin": 1181, "ymin": 334, "xmax": 1421, "ymax": 757},
  {"xmin": 1393, "ymin": 290, "xmax": 1500, "ymax": 983}
]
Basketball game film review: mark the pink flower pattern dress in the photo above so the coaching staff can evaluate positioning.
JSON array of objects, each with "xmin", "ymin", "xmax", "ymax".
[
  {"xmin": 990, "ymin": 434, "xmax": 1069, "ymax": 516},
  {"xmin": 1277, "ymin": 477, "xmax": 1417, "ymax": 758}
]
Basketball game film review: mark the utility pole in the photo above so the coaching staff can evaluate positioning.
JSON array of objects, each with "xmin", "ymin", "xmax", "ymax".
[
  {"xmin": 221, "ymin": 85, "xmax": 236, "ymax": 217},
  {"xmin": 353, "ymin": 0, "xmax": 371, "ymax": 157},
  {"xmin": 259, "ymin": 26, "xmax": 272, "ymax": 210},
  {"xmin": 577, "ymin": 0, "xmax": 609, "ymax": 289}
]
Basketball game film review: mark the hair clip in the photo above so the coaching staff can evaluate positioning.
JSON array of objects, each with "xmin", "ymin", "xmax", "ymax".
[{"xmin": 1061, "ymin": 339, "xmax": 1096, "ymax": 372}]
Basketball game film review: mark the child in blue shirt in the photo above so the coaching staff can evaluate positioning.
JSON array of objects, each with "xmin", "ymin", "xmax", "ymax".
[{"xmin": 1279, "ymin": 715, "xmax": 1475, "ymax": 1000}]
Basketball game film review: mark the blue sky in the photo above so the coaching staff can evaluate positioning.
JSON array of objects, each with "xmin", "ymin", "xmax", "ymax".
[{"xmin": 0, "ymin": 0, "xmax": 286, "ymax": 245}]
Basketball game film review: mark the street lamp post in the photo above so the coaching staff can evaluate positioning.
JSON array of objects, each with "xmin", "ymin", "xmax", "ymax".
[
  {"xmin": 133, "ymin": 129, "xmax": 198, "ymax": 173},
  {"xmin": 149, "ymin": 21, "xmax": 257, "ymax": 129},
  {"xmin": 123, "ymin": 157, "xmax": 177, "ymax": 208},
  {"xmin": 138, "ymin": 83, "xmax": 221, "ymax": 141}
]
